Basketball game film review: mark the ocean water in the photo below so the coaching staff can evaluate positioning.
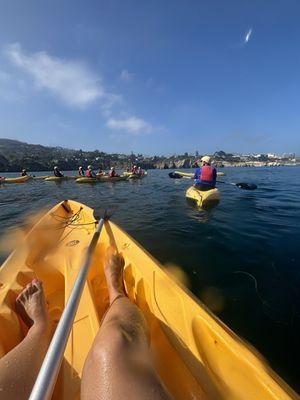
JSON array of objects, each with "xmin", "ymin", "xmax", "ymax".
[{"xmin": 1, "ymin": 167, "xmax": 300, "ymax": 392}]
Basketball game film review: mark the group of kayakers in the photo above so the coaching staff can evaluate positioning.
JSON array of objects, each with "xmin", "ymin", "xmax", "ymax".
[
  {"xmin": 78, "ymin": 165, "xmax": 144, "ymax": 178},
  {"xmin": 78, "ymin": 165, "xmax": 120, "ymax": 178},
  {"xmin": 128, "ymin": 165, "xmax": 143, "ymax": 177},
  {"xmin": 16, "ymin": 159, "xmax": 212, "ymax": 186},
  {"xmin": 17, "ymin": 165, "xmax": 144, "ymax": 179}
]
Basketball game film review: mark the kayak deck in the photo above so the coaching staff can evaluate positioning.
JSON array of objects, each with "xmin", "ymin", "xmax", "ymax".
[
  {"xmin": 0, "ymin": 200, "xmax": 296, "ymax": 399},
  {"xmin": 186, "ymin": 186, "xmax": 220, "ymax": 208}
]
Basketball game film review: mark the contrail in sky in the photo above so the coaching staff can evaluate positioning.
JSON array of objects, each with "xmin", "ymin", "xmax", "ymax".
[{"xmin": 244, "ymin": 28, "xmax": 252, "ymax": 44}]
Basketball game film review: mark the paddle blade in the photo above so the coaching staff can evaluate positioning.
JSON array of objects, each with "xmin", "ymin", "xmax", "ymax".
[
  {"xmin": 93, "ymin": 206, "xmax": 118, "ymax": 221},
  {"xmin": 169, "ymin": 172, "xmax": 182, "ymax": 179},
  {"xmin": 236, "ymin": 182, "xmax": 257, "ymax": 190}
]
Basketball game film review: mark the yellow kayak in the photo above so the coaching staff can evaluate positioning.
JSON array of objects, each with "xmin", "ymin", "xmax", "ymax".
[
  {"xmin": 76, "ymin": 176, "xmax": 128, "ymax": 183},
  {"xmin": 0, "ymin": 200, "xmax": 296, "ymax": 399},
  {"xmin": 44, "ymin": 176, "xmax": 78, "ymax": 182},
  {"xmin": 0, "ymin": 175, "xmax": 32, "ymax": 184},
  {"xmin": 175, "ymin": 170, "xmax": 226, "ymax": 177},
  {"xmin": 186, "ymin": 186, "xmax": 220, "ymax": 208},
  {"xmin": 32, "ymin": 175, "xmax": 50, "ymax": 180}
]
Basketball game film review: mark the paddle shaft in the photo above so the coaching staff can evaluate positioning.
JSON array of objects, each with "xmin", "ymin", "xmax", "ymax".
[{"xmin": 29, "ymin": 217, "xmax": 105, "ymax": 400}]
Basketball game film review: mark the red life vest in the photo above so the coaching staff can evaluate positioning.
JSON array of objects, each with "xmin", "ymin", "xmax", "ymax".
[
  {"xmin": 200, "ymin": 165, "xmax": 214, "ymax": 182},
  {"xmin": 85, "ymin": 170, "xmax": 92, "ymax": 177}
]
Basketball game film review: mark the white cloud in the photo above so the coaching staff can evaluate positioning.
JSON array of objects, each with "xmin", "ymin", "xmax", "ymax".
[
  {"xmin": 2, "ymin": 43, "xmax": 161, "ymax": 136},
  {"xmin": 120, "ymin": 69, "xmax": 135, "ymax": 82},
  {"xmin": 106, "ymin": 116, "xmax": 152, "ymax": 135},
  {"xmin": 244, "ymin": 28, "xmax": 252, "ymax": 44},
  {"xmin": 4, "ymin": 43, "xmax": 104, "ymax": 108}
]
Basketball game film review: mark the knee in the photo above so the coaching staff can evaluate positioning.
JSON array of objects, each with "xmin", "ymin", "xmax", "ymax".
[
  {"xmin": 91, "ymin": 319, "xmax": 146, "ymax": 359},
  {"xmin": 107, "ymin": 319, "xmax": 145, "ymax": 349}
]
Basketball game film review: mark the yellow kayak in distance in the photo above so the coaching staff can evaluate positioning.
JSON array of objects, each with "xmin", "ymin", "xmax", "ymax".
[
  {"xmin": 186, "ymin": 186, "xmax": 221, "ymax": 208},
  {"xmin": 175, "ymin": 170, "xmax": 226, "ymax": 178},
  {"xmin": 76, "ymin": 176, "xmax": 128, "ymax": 183},
  {"xmin": 0, "ymin": 175, "xmax": 32, "ymax": 184},
  {"xmin": 32, "ymin": 175, "xmax": 50, "ymax": 180},
  {"xmin": 44, "ymin": 176, "xmax": 78, "ymax": 182},
  {"xmin": 0, "ymin": 200, "xmax": 296, "ymax": 399}
]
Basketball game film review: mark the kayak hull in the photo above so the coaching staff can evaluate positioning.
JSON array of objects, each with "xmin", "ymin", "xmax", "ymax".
[
  {"xmin": 44, "ymin": 176, "xmax": 78, "ymax": 181},
  {"xmin": 186, "ymin": 186, "xmax": 220, "ymax": 208},
  {"xmin": 1, "ymin": 176, "xmax": 32, "ymax": 184},
  {"xmin": 32, "ymin": 175, "xmax": 50, "ymax": 180},
  {"xmin": 0, "ymin": 200, "xmax": 296, "ymax": 400},
  {"xmin": 76, "ymin": 176, "xmax": 128, "ymax": 183}
]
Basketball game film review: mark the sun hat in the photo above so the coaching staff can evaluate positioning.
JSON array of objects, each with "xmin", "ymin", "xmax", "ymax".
[{"xmin": 201, "ymin": 156, "xmax": 211, "ymax": 164}]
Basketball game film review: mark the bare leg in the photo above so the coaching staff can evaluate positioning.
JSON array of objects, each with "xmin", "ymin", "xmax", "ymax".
[
  {"xmin": 81, "ymin": 250, "xmax": 173, "ymax": 400},
  {"xmin": 0, "ymin": 279, "xmax": 52, "ymax": 400}
]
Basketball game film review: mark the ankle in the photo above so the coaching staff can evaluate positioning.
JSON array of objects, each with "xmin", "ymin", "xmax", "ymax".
[
  {"xmin": 31, "ymin": 319, "xmax": 51, "ymax": 336},
  {"xmin": 109, "ymin": 289, "xmax": 125, "ymax": 305}
]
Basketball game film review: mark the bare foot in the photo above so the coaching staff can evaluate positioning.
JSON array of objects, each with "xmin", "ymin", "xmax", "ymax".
[
  {"xmin": 15, "ymin": 279, "xmax": 50, "ymax": 332},
  {"xmin": 104, "ymin": 248, "xmax": 125, "ymax": 304}
]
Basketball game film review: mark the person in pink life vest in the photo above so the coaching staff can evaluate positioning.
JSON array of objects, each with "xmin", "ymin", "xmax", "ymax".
[
  {"xmin": 137, "ymin": 167, "xmax": 143, "ymax": 177},
  {"xmin": 194, "ymin": 156, "xmax": 217, "ymax": 191},
  {"xmin": 130, "ymin": 165, "xmax": 137, "ymax": 175},
  {"xmin": 85, "ymin": 165, "xmax": 96, "ymax": 178},
  {"xmin": 109, "ymin": 167, "xmax": 119, "ymax": 177}
]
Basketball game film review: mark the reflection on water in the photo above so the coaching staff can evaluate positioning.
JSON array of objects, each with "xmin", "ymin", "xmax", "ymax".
[{"xmin": 0, "ymin": 167, "xmax": 300, "ymax": 392}]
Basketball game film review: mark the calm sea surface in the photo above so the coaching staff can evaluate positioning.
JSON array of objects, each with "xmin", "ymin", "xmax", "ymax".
[{"xmin": 1, "ymin": 167, "xmax": 300, "ymax": 392}]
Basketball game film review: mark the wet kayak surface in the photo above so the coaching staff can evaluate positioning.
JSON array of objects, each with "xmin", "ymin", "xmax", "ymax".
[{"xmin": 0, "ymin": 166, "xmax": 300, "ymax": 392}]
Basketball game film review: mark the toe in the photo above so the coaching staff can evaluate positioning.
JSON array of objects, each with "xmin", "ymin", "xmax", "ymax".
[
  {"xmin": 19, "ymin": 293, "xmax": 26, "ymax": 304},
  {"xmin": 28, "ymin": 283, "xmax": 36, "ymax": 295},
  {"xmin": 32, "ymin": 279, "xmax": 43, "ymax": 292}
]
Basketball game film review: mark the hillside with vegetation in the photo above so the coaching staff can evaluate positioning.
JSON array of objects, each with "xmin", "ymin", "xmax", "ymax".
[{"xmin": 0, "ymin": 138, "xmax": 297, "ymax": 172}]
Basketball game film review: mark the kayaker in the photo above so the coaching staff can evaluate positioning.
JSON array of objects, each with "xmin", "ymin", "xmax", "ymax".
[
  {"xmin": 78, "ymin": 166, "xmax": 85, "ymax": 176},
  {"xmin": 108, "ymin": 167, "xmax": 118, "ymax": 177},
  {"xmin": 137, "ymin": 166, "xmax": 143, "ymax": 177},
  {"xmin": 85, "ymin": 165, "xmax": 96, "ymax": 178},
  {"xmin": 0, "ymin": 252, "xmax": 173, "ymax": 400},
  {"xmin": 130, "ymin": 165, "xmax": 137, "ymax": 175},
  {"xmin": 21, "ymin": 169, "xmax": 28, "ymax": 176},
  {"xmin": 54, "ymin": 166, "xmax": 64, "ymax": 178},
  {"xmin": 194, "ymin": 156, "xmax": 217, "ymax": 190},
  {"xmin": 97, "ymin": 168, "xmax": 105, "ymax": 176}
]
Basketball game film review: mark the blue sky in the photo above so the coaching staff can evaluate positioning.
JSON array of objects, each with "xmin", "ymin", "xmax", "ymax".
[{"xmin": 0, "ymin": 0, "xmax": 299, "ymax": 155}]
